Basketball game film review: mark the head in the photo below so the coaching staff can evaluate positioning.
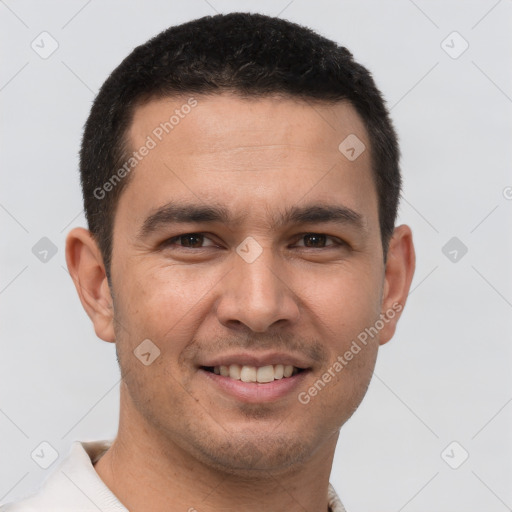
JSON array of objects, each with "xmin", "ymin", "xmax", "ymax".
[{"xmin": 67, "ymin": 13, "xmax": 414, "ymax": 475}]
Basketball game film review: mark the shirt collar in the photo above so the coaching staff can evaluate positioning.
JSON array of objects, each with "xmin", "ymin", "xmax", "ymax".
[
  {"xmin": 328, "ymin": 482, "xmax": 348, "ymax": 512},
  {"xmin": 86, "ymin": 441, "xmax": 349, "ymax": 512},
  {"xmin": 3, "ymin": 440, "xmax": 347, "ymax": 511}
]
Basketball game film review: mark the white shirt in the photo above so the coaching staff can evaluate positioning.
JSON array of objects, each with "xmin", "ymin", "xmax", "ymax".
[{"xmin": 0, "ymin": 440, "xmax": 347, "ymax": 512}]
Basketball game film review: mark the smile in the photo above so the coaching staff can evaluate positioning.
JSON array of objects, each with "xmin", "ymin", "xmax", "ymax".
[{"xmin": 202, "ymin": 364, "xmax": 303, "ymax": 383}]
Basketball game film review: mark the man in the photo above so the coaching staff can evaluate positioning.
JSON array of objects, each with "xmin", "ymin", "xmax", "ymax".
[{"xmin": 2, "ymin": 12, "xmax": 415, "ymax": 512}]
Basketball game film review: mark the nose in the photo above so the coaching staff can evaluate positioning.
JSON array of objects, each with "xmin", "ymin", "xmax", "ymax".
[{"xmin": 215, "ymin": 246, "xmax": 300, "ymax": 333}]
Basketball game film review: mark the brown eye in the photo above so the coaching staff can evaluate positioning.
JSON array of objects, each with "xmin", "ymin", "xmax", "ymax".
[
  {"xmin": 302, "ymin": 234, "xmax": 327, "ymax": 248},
  {"xmin": 293, "ymin": 233, "xmax": 346, "ymax": 249},
  {"xmin": 165, "ymin": 233, "xmax": 215, "ymax": 249},
  {"xmin": 179, "ymin": 234, "xmax": 204, "ymax": 248}
]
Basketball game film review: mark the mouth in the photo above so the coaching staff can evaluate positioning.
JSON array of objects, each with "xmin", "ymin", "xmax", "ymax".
[
  {"xmin": 197, "ymin": 352, "xmax": 313, "ymax": 403},
  {"xmin": 201, "ymin": 364, "xmax": 306, "ymax": 383},
  {"xmin": 198, "ymin": 358, "xmax": 311, "ymax": 403}
]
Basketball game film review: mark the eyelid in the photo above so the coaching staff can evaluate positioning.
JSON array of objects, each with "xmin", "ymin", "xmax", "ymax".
[
  {"xmin": 164, "ymin": 233, "xmax": 218, "ymax": 248},
  {"xmin": 293, "ymin": 233, "xmax": 346, "ymax": 247},
  {"xmin": 161, "ymin": 232, "xmax": 347, "ymax": 250}
]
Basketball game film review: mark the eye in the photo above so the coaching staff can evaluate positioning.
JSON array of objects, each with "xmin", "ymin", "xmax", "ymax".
[
  {"xmin": 164, "ymin": 233, "xmax": 216, "ymax": 249},
  {"xmin": 294, "ymin": 233, "xmax": 344, "ymax": 248}
]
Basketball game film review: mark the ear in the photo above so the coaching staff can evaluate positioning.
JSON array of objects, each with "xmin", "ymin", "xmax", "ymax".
[
  {"xmin": 379, "ymin": 224, "xmax": 415, "ymax": 346},
  {"xmin": 65, "ymin": 227, "xmax": 115, "ymax": 343}
]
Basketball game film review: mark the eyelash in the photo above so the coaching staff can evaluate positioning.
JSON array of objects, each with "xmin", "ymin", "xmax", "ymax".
[{"xmin": 162, "ymin": 233, "xmax": 347, "ymax": 250}]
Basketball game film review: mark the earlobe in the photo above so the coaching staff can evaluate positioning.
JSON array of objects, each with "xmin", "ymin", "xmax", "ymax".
[
  {"xmin": 379, "ymin": 225, "xmax": 416, "ymax": 345},
  {"xmin": 65, "ymin": 227, "xmax": 116, "ymax": 343}
]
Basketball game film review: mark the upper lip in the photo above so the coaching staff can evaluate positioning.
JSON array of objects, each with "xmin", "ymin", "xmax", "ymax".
[{"xmin": 199, "ymin": 351, "xmax": 312, "ymax": 370}]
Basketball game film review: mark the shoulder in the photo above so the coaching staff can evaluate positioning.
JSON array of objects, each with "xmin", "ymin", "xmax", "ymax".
[{"xmin": 0, "ymin": 440, "xmax": 119, "ymax": 512}]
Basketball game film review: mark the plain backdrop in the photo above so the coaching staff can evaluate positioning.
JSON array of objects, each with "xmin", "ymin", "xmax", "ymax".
[{"xmin": 1, "ymin": 1, "xmax": 511, "ymax": 511}]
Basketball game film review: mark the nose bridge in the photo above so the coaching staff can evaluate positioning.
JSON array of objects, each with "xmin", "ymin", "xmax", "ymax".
[
  {"xmin": 239, "ymin": 247, "xmax": 279, "ymax": 301},
  {"xmin": 216, "ymin": 242, "xmax": 299, "ymax": 332}
]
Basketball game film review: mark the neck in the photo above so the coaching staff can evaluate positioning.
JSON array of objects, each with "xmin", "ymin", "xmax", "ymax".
[{"xmin": 94, "ymin": 386, "xmax": 337, "ymax": 512}]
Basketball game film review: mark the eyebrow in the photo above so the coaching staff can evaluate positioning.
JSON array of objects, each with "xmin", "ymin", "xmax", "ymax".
[{"xmin": 137, "ymin": 202, "xmax": 365, "ymax": 239}]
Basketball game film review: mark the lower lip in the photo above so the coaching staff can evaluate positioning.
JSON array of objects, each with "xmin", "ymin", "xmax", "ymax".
[{"xmin": 199, "ymin": 368, "xmax": 309, "ymax": 403}]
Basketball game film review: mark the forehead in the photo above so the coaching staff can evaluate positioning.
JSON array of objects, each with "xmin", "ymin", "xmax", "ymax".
[
  {"xmin": 119, "ymin": 93, "xmax": 378, "ymax": 230},
  {"xmin": 129, "ymin": 93, "xmax": 369, "ymax": 158}
]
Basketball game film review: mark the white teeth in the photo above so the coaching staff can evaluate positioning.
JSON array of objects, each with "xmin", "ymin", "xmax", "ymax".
[
  {"xmin": 229, "ymin": 364, "xmax": 241, "ymax": 379},
  {"xmin": 210, "ymin": 363, "xmax": 302, "ymax": 383},
  {"xmin": 240, "ymin": 366, "xmax": 257, "ymax": 382},
  {"xmin": 256, "ymin": 365, "xmax": 274, "ymax": 383}
]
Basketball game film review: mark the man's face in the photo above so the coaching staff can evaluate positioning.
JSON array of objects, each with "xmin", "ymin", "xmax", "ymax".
[{"xmin": 109, "ymin": 94, "xmax": 389, "ymax": 473}]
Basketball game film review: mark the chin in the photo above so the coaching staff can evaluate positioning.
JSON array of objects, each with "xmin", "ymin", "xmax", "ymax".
[{"xmin": 187, "ymin": 427, "xmax": 322, "ymax": 476}]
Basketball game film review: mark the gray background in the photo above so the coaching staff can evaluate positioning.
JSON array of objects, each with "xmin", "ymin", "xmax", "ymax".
[{"xmin": 1, "ymin": 1, "xmax": 511, "ymax": 510}]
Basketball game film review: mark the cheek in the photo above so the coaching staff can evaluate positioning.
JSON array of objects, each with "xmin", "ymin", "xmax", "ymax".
[
  {"xmin": 113, "ymin": 262, "xmax": 223, "ymax": 349},
  {"xmin": 298, "ymin": 329, "xmax": 378, "ymax": 432},
  {"xmin": 302, "ymin": 263, "xmax": 383, "ymax": 341},
  {"xmin": 298, "ymin": 264, "xmax": 382, "ymax": 404}
]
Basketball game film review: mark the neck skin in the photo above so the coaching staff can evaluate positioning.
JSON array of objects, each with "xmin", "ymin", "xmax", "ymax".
[{"xmin": 94, "ymin": 383, "xmax": 338, "ymax": 512}]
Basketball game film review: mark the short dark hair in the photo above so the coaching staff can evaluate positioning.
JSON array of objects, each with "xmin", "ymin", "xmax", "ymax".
[{"xmin": 80, "ymin": 12, "xmax": 400, "ymax": 279}]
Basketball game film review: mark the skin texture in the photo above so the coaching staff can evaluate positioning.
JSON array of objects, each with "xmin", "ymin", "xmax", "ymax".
[{"xmin": 66, "ymin": 93, "xmax": 415, "ymax": 512}]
